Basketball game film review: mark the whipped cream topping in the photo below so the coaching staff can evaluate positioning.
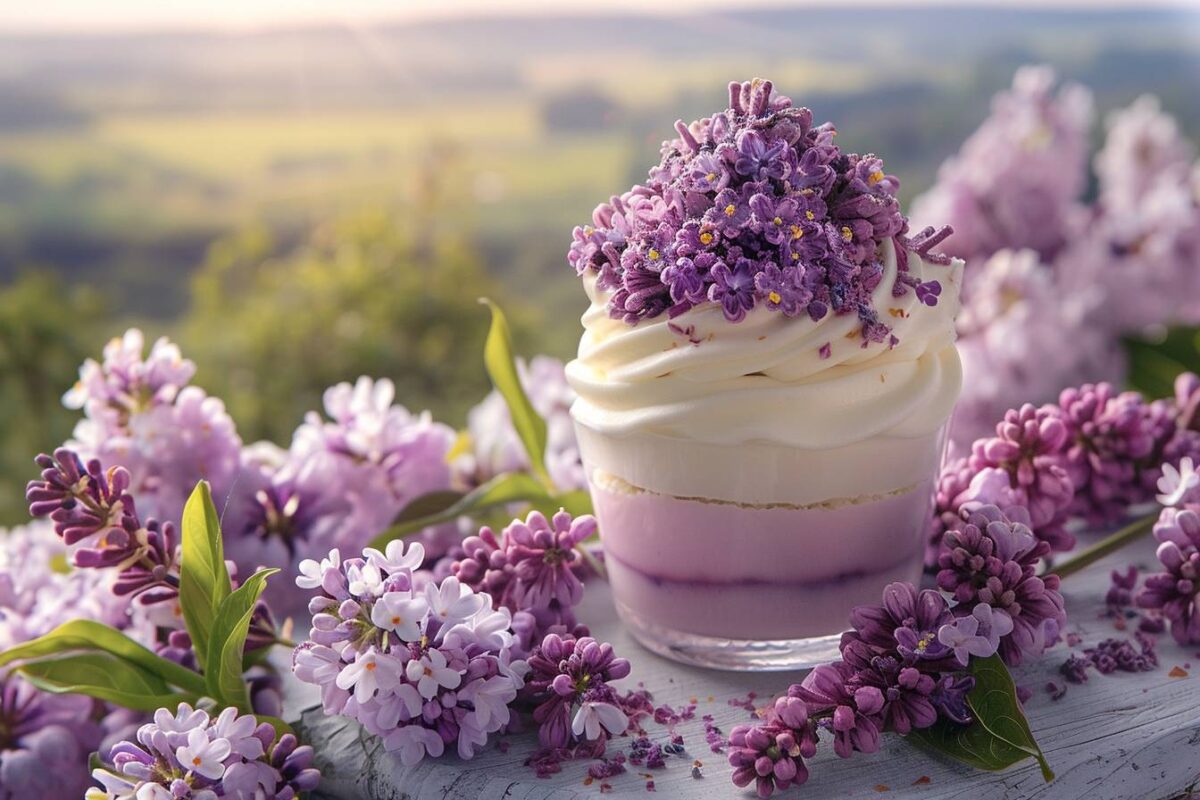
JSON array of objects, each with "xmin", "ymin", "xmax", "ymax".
[{"xmin": 566, "ymin": 239, "xmax": 964, "ymax": 449}]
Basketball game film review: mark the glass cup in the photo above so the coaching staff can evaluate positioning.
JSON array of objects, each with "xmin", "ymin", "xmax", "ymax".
[{"xmin": 574, "ymin": 421, "xmax": 950, "ymax": 670}]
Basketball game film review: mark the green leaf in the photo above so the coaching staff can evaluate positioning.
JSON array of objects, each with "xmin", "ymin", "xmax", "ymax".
[
  {"xmin": 371, "ymin": 472, "xmax": 554, "ymax": 549},
  {"xmin": 909, "ymin": 654, "xmax": 1053, "ymax": 782},
  {"xmin": 179, "ymin": 480, "xmax": 232, "ymax": 666},
  {"xmin": 205, "ymin": 568, "xmax": 278, "ymax": 708},
  {"xmin": 19, "ymin": 652, "xmax": 195, "ymax": 712},
  {"xmin": 0, "ymin": 619, "xmax": 208, "ymax": 696},
  {"xmin": 480, "ymin": 298, "xmax": 552, "ymax": 488}
]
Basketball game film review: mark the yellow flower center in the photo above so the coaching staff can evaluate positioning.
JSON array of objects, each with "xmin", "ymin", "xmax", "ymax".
[
  {"xmin": 391, "ymin": 616, "xmax": 401, "ymax": 625},
  {"xmin": 699, "ymin": 232, "xmax": 714, "ymax": 245},
  {"xmin": 724, "ymin": 204, "xmax": 736, "ymax": 217},
  {"xmin": 706, "ymin": 172, "xmax": 717, "ymax": 182},
  {"xmin": 773, "ymin": 216, "xmax": 783, "ymax": 226},
  {"xmin": 768, "ymin": 291, "xmax": 782, "ymax": 304},
  {"xmin": 648, "ymin": 248, "xmax": 660, "ymax": 261},
  {"xmin": 868, "ymin": 171, "xmax": 884, "ymax": 186},
  {"xmin": 790, "ymin": 252, "xmax": 800, "ymax": 261},
  {"xmin": 366, "ymin": 662, "xmax": 377, "ymax": 671},
  {"xmin": 841, "ymin": 226, "xmax": 853, "ymax": 242},
  {"xmin": 193, "ymin": 757, "xmax": 202, "ymax": 767},
  {"xmin": 805, "ymin": 210, "xmax": 815, "ymax": 220},
  {"xmin": 790, "ymin": 225, "xmax": 803, "ymax": 239}
]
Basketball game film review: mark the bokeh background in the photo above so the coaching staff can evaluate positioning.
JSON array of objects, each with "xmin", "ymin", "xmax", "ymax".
[{"xmin": 1, "ymin": 1, "xmax": 1199, "ymax": 523}]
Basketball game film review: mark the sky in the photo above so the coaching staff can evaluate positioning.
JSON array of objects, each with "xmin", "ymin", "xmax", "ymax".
[{"xmin": 2, "ymin": 0, "xmax": 1195, "ymax": 35}]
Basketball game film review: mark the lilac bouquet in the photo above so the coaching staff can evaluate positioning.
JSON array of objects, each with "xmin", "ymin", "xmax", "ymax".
[
  {"xmin": 292, "ymin": 540, "xmax": 528, "ymax": 765},
  {"xmin": 569, "ymin": 78, "xmax": 951, "ymax": 344},
  {"xmin": 912, "ymin": 67, "xmax": 1200, "ymax": 449},
  {"xmin": 88, "ymin": 704, "xmax": 318, "ymax": 800}
]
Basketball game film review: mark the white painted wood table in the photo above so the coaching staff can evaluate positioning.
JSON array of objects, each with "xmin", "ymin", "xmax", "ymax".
[{"xmin": 289, "ymin": 535, "xmax": 1200, "ymax": 800}]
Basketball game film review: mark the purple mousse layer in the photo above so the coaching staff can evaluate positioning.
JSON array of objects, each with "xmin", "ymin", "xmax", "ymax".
[{"xmin": 591, "ymin": 476, "xmax": 932, "ymax": 641}]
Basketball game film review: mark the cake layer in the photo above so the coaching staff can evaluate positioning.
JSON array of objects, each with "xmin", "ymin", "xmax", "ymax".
[{"xmin": 588, "ymin": 468, "xmax": 932, "ymax": 585}]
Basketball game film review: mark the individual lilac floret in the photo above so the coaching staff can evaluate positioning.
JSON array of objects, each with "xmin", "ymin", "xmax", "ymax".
[
  {"xmin": 464, "ymin": 356, "xmax": 585, "ymax": 492},
  {"xmin": 87, "ymin": 703, "xmax": 319, "ymax": 799},
  {"xmin": 290, "ymin": 376, "xmax": 461, "ymax": 560},
  {"xmin": 292, "ymin": 540, "xmax": 527, "ymax": 765},
  {"xmin": 1156, "ymin": 456, "xmax": 1200, "ymax": 509},
  {"xmin": 450, "ymin": 509, "xmax": 595, "ymax": 655},
  {"xmin": 524, "ymin": 633, "xmax": 631, "ymax": 751},
  {"xmin": 64, "ymin": 328, "xmax": 242, "ymax": 526},
  {"xmin": 1057, "ymin": 382, "xmax": 1174, "ymax": 524},
  {"xmin": 1135, "ymin": 507, "xmax": 1200, "ymax": 645},
  {"xmin": 726, "ymin": 696, "xmax": 817, "ymax": 799},
  {"xmin": 937, "ymin": 504, "xmax": 1066, "ymax": 666},
  {"xmin": 968, "ymin": 403, "xmax": 1075, "ymax": 551},
  {"xmin": 568, "ymin": 77, "xmax": 952, "ymax": 343}
]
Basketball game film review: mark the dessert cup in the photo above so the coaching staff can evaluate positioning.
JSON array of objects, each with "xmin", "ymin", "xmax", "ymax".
[{"xmin": 567, "ymin": 242, "xmax": 963, "ymax": 670}]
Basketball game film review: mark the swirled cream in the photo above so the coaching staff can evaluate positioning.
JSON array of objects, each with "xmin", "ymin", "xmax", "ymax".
[{"xmin": 566, "ymin": 240, "xmax": 963, "ymax": 449}]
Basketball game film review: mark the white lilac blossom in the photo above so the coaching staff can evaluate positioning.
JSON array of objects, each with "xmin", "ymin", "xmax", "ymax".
[
  {"xmin": 569, "ymin": 77, "xmax": 952, "ymax": 344},
  {"xmin": 63, "ymin": 329, "xmax": 242, "ymax": 527},
  {"xmin": 1095, "ymin": 95, "xmax": 1195, "ymax": 215},
  {"xmin": 291, "ymin": 541, "xmax": 527, "ymax": 765},
  {"xmin": 465, "ymin": 356, "xmax": 585, "ymax": 491},
  {"xmin": 1157, "ymin": 457, "xmax": 1200, "ymax": 508},
  {"xmin": 290, "ymin": 377, "xmax": 462, "ymax": 560},
  {"xmin": 87, "ymin": 704, "xmax": 318, "ymax": 800}
]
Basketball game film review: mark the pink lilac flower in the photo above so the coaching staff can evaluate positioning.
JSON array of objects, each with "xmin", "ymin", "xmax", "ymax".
[
  {"xmin": 449, "ymin": 509, "xmax": 594, "ymax": 655},
  {"xmin": 787, "ymin": 662, "xmax": 883, "ymax": 759},
  {"xmin": 967, "ymin": 403, "xmax": 1075, "ymax": 551},
  {"xmin": 937, "ymin": 603, "xmax": 1014, "ymax": 665},
  {"xmin": 88, "ymin": 703, "xmax": 318, "ymax": 799},
  {"xmin": 910, "ymin": 66, "xmax": 1092, "ymax": 268},
  {"xmin": 569, "ymin": 77, "xmax": 952, "ymax": 343},
  {"xmin": 1095, "ymin": 95, "xmax": 1195, "ymax": 213},
  {"xmin": 464, "ymin": 356, "xmax": 585, "ymax": 492},
  {"xmin": 63, "ymin": 329, "xmax": 241, "ymax": 526},
  {"xmin": 1136, "ymin": 507, "xmax": 1200, "ymax": 645},
  {"xmin": 291, "ymin": 541, "xmax": 527, "ymax": 765},
  {"xmin": 524, "ymin": 634, "xmax": 631, "ymax": 752},
  {"xmin": 1057, "ymin": 383, "xmax": 1175, "ymax": 524},
  {"xmin": 726, "ymin": 696, "xmax": 817, "ymax": 799},
  {"xmin": 937, "ymin": 505, "xmax": 1066, "ymax": 666},
  {"xmin": 290, "ymin": 376, "xmax": 460, "ymax": 560}
]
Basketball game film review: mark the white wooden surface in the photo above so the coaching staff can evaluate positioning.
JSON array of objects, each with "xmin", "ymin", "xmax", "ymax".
[{"xmin": 289, "ymin": 535, "xmax": 1200, "ymax": 800}]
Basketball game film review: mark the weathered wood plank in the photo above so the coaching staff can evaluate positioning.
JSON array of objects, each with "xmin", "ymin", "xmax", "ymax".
[{"xmin": 290, "ymin": 535, "xmax": 1200, "ymax": 800}]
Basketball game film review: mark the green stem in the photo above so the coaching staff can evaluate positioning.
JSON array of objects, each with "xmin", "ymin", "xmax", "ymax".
[
  {"xmin": 575, "ymin": 542, "xmax": 607, "ymax": 582},
  {"xmin": 1048, "ymin": 511, "xmax": 1158, "ymax": 580}
]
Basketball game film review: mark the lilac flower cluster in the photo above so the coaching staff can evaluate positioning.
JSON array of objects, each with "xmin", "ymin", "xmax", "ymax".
[
  {"xmin": 26, "ymin": 447, "xmax": 182, "ymax": 622},
  {"xmin": 730, "ymin": 504, "xmax": 1064, "ymax": 797},
  {"xmin": 0, "ymin": 522, "xmax": 133, "ymax": 799},
  {"xmin": 88, "ymin": 703, "xmax": 318, "ymax": 799},
  {"xmin": 524, "ymin": 633, "xmax": 632, "ymax": 751},
  {"xmin": 448, "ymin": 509, "xmax": 594, "ymax": 655},
  {"xmin": 64, "ymin": 329, "xmax": 242, "ymax": 527},
  {"xmin": 465, "ymin": 356, "xmax": 585, "ymax": 492},
  {"xmin": 216, "ymin": 375, "xmax": 463, "ymax": 618},
  {"xmin": 930, "ymin": 377, "xmax": 1188, "ymax": 559},
  {"xmin": 291, "ymin": 540, "xmax": 527, "ymax": 765},
  {"xmin": 568, "ymin": 78, "xmax": 951, "ymax": 344},
  {"xmin": 911, "ymin": 68, "xmax": 1200, "ymax": 451},
  {"xmin": 1136, "ymin": 503, "xmax": 1200, "ymax": 645}
]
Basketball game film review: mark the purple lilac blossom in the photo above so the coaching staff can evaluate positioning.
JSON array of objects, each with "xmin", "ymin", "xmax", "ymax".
[
  {"xmin": 464, "ymin": 356, "xmax": 585, "ymax": 492},
  {"xmin": 910, "ymin": 66, "xmax": 1092, "ymax": 268},
  {"xmin": 290, "ymin": 376, "xmax": 461, "ymax": 560},
  {"xmin": 937, "ymin": 505, "xmax": 1066, "ymax": 666},
  {"xmin": 63, "ymin": 329, "xmax": 242, "ymax": 527},
  {"xmin": 524, "ymin": 633, "xmax": 631, "ymax": 751},
  {"xmin": 726, "ymin": 696, "xmax": 817, "ymax": 799},
  {"xmin": 87, "ymin": 703, "xmax": 318, "ymax": 799},
  {"xmin": 1135, "ymin": 507, "xmax": 1200, "ymax": 645},
  {"xmin": 568, "ymin": 77, "xmax": 952, "ymax": 343},
  {"xmin": 291, "ymin": 541, "xmax": 527, "ymax": 765},
  {"xmin": 967, "ymin": 402, "xmax": 1076, "ymax": 551},
  {"xmin": 1057, "ymin": 382, "xmax": 1175, "ymax": 524},
  {"xmin": 448, "ymin": 509, "xmax": 594, "ymax": 656}
]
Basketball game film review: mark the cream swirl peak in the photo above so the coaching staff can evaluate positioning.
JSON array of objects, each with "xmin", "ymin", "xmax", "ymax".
[
  {"xmin": 567, "ymin": 78, "xmax": 954, "ymax": 345},
  {"xmin": 567, "ymin": 239, "xmax": 963, "ymax": 449}
]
